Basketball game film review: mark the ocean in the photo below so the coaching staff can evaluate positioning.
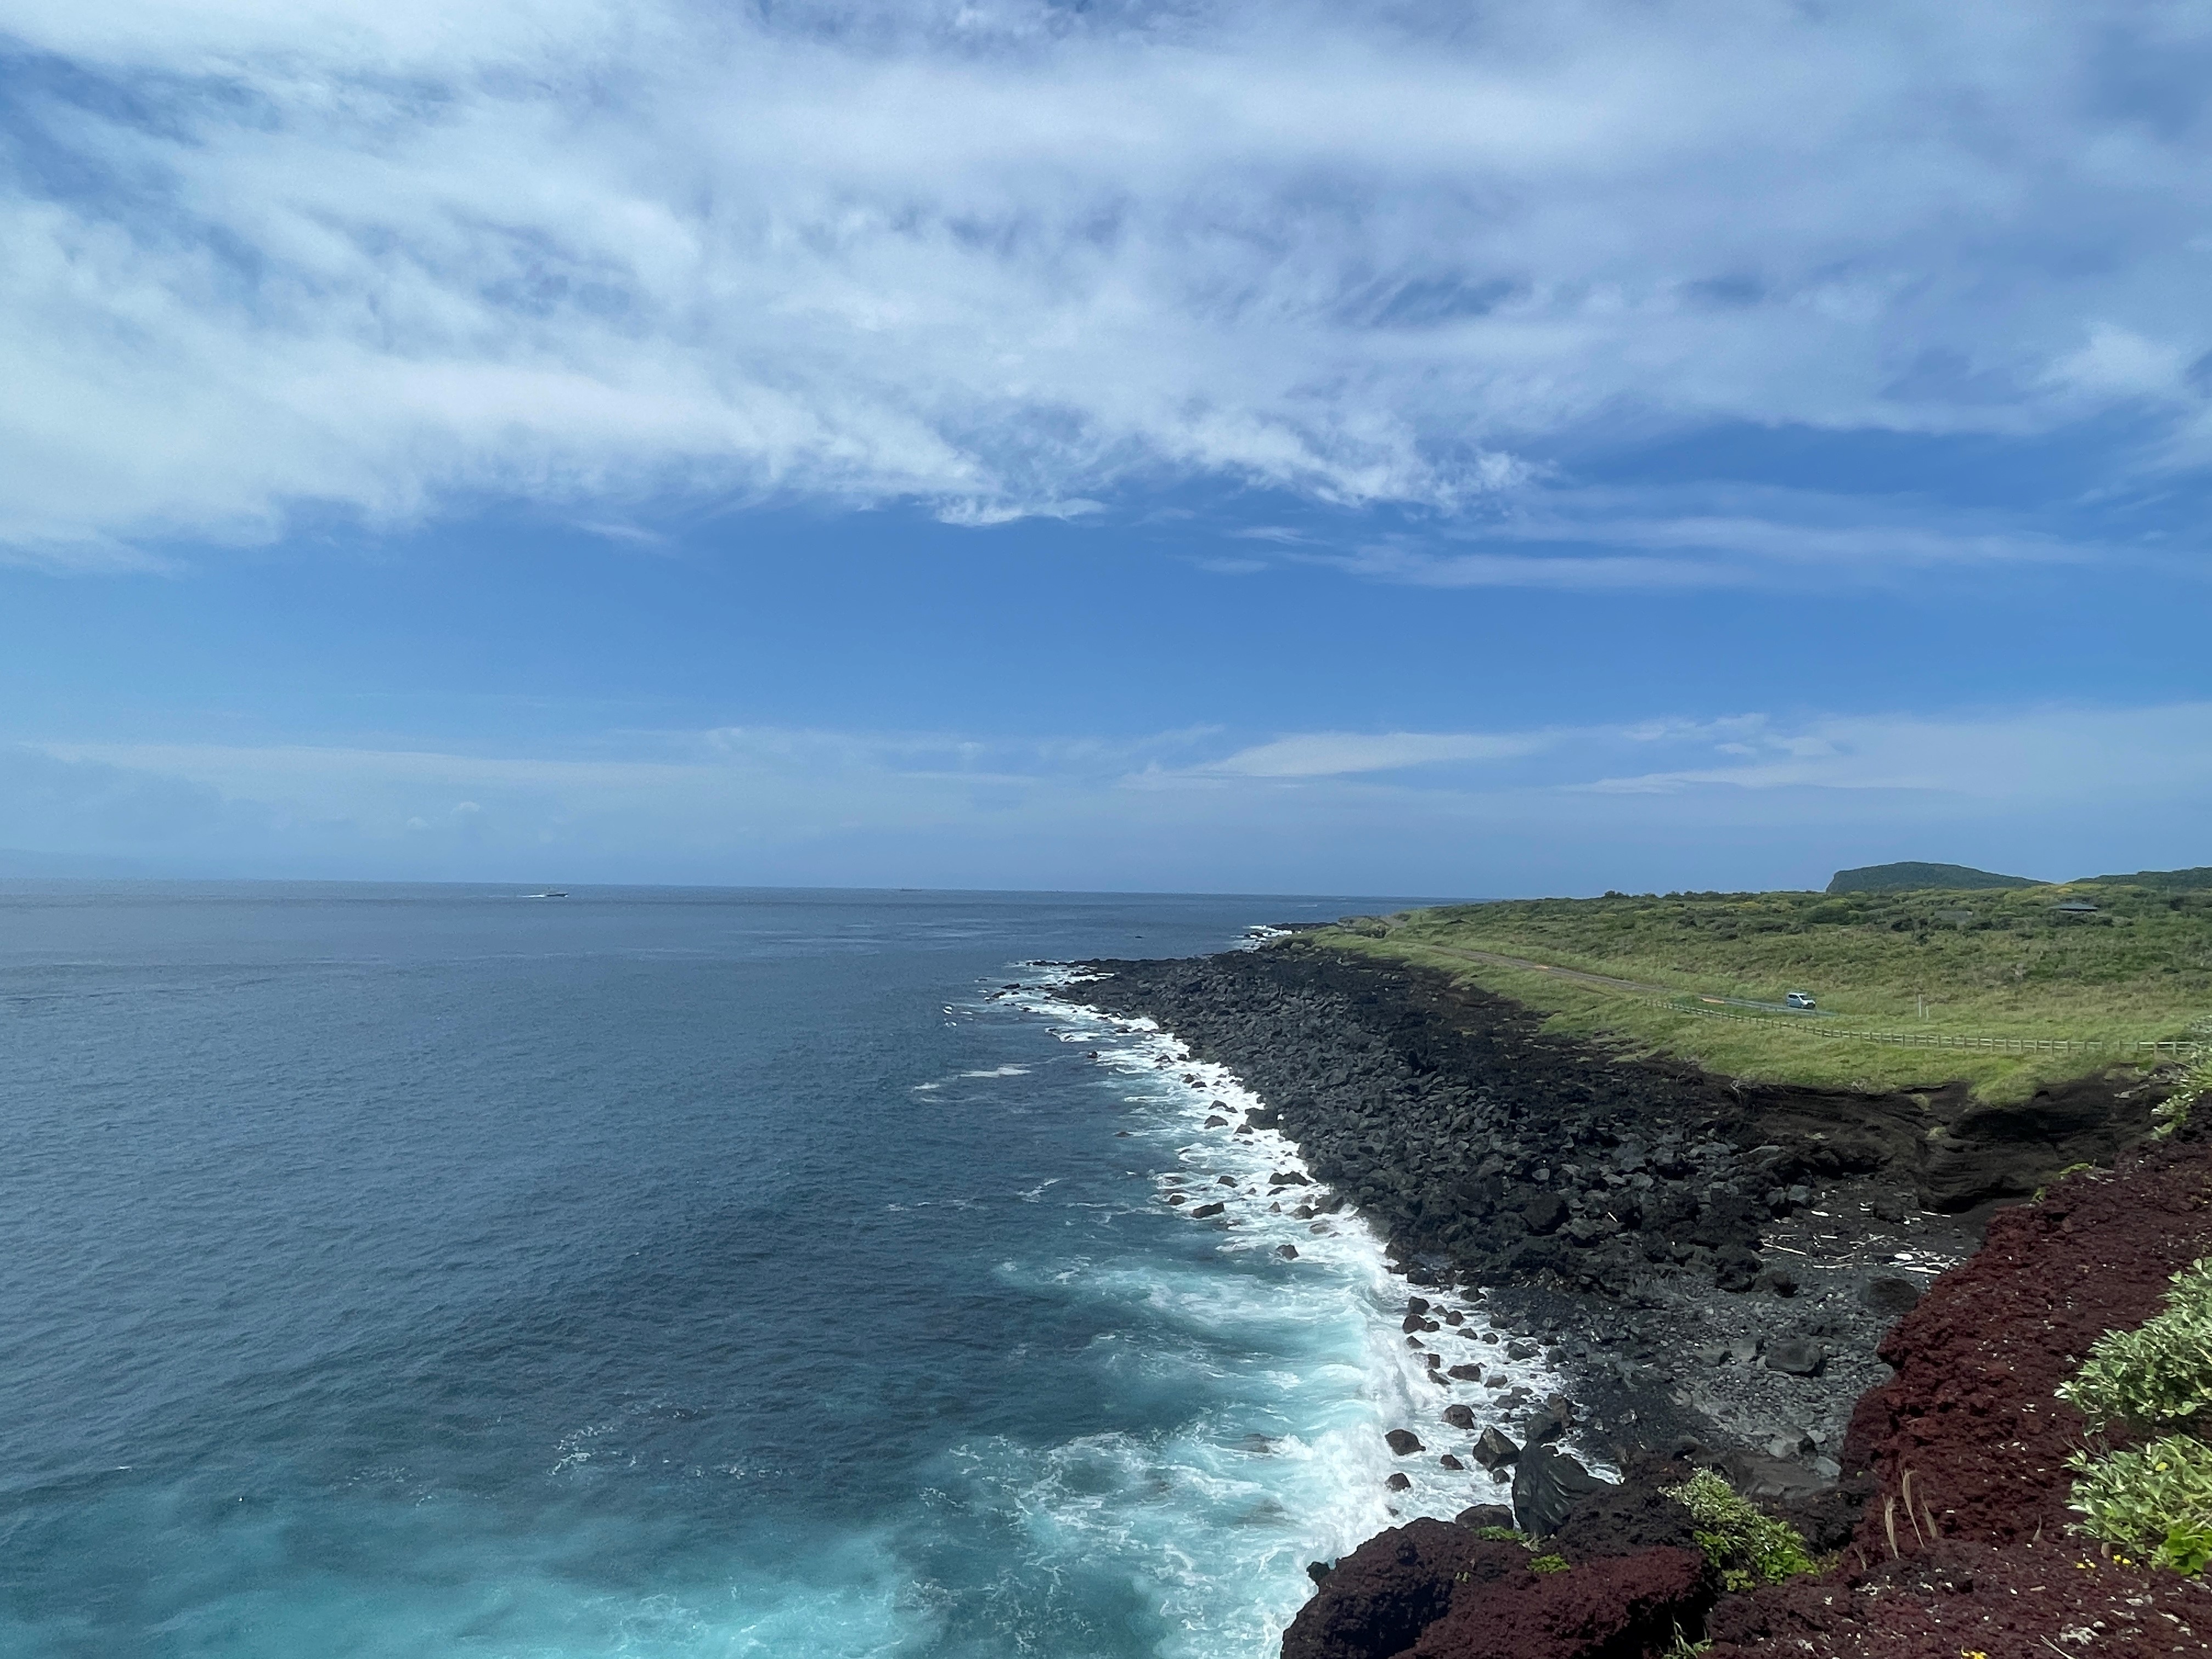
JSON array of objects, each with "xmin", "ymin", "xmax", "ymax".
[{"xmin": 0, "ymin": 884, "xmax": 1559, "ymax": 1657}]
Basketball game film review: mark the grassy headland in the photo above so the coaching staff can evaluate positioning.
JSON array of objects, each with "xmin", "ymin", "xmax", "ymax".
[{"xmin": 1312, "ymin": 876, "xmax": 2212, "ymax": 1100}]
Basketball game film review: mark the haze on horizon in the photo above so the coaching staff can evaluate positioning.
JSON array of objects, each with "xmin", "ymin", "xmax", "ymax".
[{"xmin": 3, "ymin": 0, "xmax": 2210, "ymax": 896}]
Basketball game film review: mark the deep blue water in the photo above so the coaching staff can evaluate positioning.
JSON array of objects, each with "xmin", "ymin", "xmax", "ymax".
[{"xmin": 0, "ymin": 884, "xmax": 1553, "ymax": 1657}]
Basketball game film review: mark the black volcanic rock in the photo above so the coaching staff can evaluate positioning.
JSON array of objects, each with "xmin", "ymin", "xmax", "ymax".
[
  {"xmin": 1511, "ymin": 1444, "xmax": 1613, "ymax": 1536},
  {"xmin": 1520, "ymin": 1192, "xmax": 1569, "ymax": 1235},
  {"xmin": 1863, "ymin": 1273, "xmax": 1922, "ymax": 1314},
  {"xmin": 1470, "ymin": 1426, "xmax": 1520, "ymax": 1470}
]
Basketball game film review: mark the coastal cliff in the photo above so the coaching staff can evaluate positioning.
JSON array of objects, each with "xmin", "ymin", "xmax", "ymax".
[{"xmin": 1058, "ymin": 935, "xmax": 2196, "ymax": 1657}]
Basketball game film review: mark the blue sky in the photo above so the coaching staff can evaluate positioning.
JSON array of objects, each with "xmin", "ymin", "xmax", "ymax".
[{"xmin": 3, "ymin": 0, "xmax": 2211, "ymax": 894}]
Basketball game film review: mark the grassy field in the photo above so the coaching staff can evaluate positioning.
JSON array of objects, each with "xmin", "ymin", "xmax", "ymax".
[{"xmin": 1317, "ymin": 881, "xmax": 2212, "ymax": 1100}]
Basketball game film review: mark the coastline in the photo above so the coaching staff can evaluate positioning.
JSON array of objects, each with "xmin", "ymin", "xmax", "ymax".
[
  {"xmin": 999, "ymin": 966, "xmax": 1589, "ymax": 1538},
  {"xmin": 1031, "ymin": 933, "xmax": 2190, "ymax": 1656}
]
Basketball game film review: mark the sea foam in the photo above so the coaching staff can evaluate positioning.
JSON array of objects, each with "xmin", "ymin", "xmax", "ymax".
[{"xmin": 969, "ymin": 962, "xmax": 1579, "ymax": 1654}]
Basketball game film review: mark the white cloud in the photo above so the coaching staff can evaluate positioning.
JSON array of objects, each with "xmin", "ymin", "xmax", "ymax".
[
  {"xmin": 1296, "ymin": 484, "xmax": 2110, "ymax": 589},
  {"xmin": 2049, "ymin": 324, "xmax": 2193, "ymax": 401},
  {"xmin": 1198, "ymin": 731, "xmax": 1550, "ymax": 777},
  {"xmin": 5, "ymin": 1, "xmax": 2212, "ymax": 562},
  {"xmin": 1579, "ymin": 704, "xmax": 2212, "ymax": 801}
]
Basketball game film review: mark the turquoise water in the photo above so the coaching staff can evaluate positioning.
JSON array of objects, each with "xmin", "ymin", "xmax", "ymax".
[{"xmin": 0, "ymin": 884, "xmax": 1550, "ymax": 1657}]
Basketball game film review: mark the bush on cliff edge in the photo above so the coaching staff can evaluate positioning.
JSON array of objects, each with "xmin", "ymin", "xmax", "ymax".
[
  {"xmin": 2062, "ymin": 1254, "xmax": 2212, "ymax": 1572},
  {"xmin": 2059, "ymin": 1257, "xmax": 2212, "ymax": 1435},
  {"xmin": 1662, "ymin": 1470, "xmax": 1814, "ymax": 1593},
  {"xmin": 2068, "ymin": 1436, "xmax": 2212, "ymax": 1573},
  {"xmin": 2155, "ymin": 1056, "xmax": 2212, "ymax": 1138}
]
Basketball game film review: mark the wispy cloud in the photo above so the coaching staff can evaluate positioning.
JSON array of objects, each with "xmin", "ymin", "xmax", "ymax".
[
  {"xmin": 1578, "ymin": 704, "xmax": 2212, "ymax": 802},
  {"xmin": 1292, "ymin": 486, "xmax": 2114, "ymax": 590},
  {"xmin": 1194, "ymin": 731, "xmax": 1551, "ymax": 777},
  {"xmin": 18, "ymin": 701, "xmax": 2212, "ymax": 889},
  {"xmin": 5, "ymin": 2, "xmax": 2212, "ymax": 563}
]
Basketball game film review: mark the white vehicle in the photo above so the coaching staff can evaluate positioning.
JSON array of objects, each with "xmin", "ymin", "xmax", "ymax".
[{"xmin": 1784, "ymin": 990, "xmax": 1818, "ymax": 1012}]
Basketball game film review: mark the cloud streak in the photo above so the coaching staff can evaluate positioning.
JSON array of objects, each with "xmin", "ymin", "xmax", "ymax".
[
  {"xmin": 18, "ymin": 699, "xmax": 2212, "ymax": 890},
  {"xmin": 1195, "ymin": 731, "xmax": 1551, "ymax": 777},
  {"xmin": 4, "ymin": 1, "xmax": 2212, "ymax": 564}
]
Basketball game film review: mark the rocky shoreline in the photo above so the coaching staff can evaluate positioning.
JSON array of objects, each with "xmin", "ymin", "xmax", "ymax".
[{"xmin": 1052, "ymin": 934, "xmax": 2190, "ymax": 1656}]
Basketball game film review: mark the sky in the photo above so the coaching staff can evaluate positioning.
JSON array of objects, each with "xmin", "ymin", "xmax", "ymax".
[{"xmin": 3, "ymin": 0, "xmax": 2211, "ymax": 895}]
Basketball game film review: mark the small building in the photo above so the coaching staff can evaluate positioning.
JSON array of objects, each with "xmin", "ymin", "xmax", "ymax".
[{"xmin": 2052, "ymin": 900, "xmax": 2100, "ymax": 915}]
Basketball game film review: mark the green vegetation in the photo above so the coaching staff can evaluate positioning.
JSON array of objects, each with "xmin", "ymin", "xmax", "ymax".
[
  {"xmin": 1663, "ymin": 1469, "xmax": 1816, "ymax": 1592},
  {"xmin": 2059, "ymin": 1260, "xmax": 2212, "ymax": 1435},
  {"xmin": 2063, "ymin": 1258, "xmax": 2212, "ymax": 1573},
  {"xmin": 1473, "ymin": 1525, "xmax": 1528, "ymax": 1543},
  {"xmin": 2157, "ymin": 1057, "xmax": 2212, "ymax": 1139},
  {"xmin": 1311, "ymin": 877, "xmax": 2212, "ymax": 1099},
  {"xmin": 2067, "ymin": 1437, "xmax": 2212, "ymax": 1574},
  {"xmin": 2084, "ymin": 868, "xmax": 2212, "ymax": 893},
  {"xmin": 1527, "ymin": 1553, "xmax": 1571, "ymax": 1574},
  {"xmin": 1827, "ymin": 861, "xmax": 2038, "ymax": 894}
]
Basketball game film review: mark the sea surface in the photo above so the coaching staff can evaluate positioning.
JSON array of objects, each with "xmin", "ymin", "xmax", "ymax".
[{"xmin": 0, "ymin": 884, "xmax": 1555, "ymax": 1658}]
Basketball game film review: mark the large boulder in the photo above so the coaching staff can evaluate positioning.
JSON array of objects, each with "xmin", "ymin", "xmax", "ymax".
[
  {"xmin": 1763, "ymin": 1338, "xmax": 1826, "ymax": 1376},
  {"xmin": 1471, "ymin": 1427, "xmax": 1521, "ymax": 1470},
  {"xmin": 1513, "ymin": 1446, "xmax": 1614, "ymax": 1537},
  {"xmin": 1521, "ymin": 1192, "xmax": 1570, "ymax": 1235},
  {"xmin": 1861, "ymin": 1273, "xmax": 1922, "ymax": 1315}
]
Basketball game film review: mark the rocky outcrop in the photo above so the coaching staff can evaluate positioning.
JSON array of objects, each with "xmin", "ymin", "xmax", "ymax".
[
  {"xmin": 1281, "ymin": 1519, "xmax": 1477, "ymax": 1659},
  {"xmin": 1282, "ymin": 1467, "xmax": 1718, "ymax": 1659}
]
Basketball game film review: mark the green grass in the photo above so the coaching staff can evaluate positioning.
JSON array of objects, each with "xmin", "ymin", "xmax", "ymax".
[{"xmin": 1311, "ymin": 881, "xmax": 2212, "ymax": 1099}]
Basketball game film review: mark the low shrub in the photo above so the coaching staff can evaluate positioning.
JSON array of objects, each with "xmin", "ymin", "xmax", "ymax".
[
  {"xmin": 1664, "ymin": 1469, "xmax": 1815, "ymax": 1592},
  {"xmin": 2155, "ymin": 1057, "xmax": 2212, "ymax": 1138},
  {"xmin": 2068, "ymin": 1435, "xmax": 2212, "ymax": 1574},
  {"xmin": 2058, "ymin": 1258, "xmax": 2212, "ymax": 1434}
]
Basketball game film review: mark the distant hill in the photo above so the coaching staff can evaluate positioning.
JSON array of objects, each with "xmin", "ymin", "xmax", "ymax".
[
  {"xmin": 1826, "ymin": 861, "xmax": 2040, "ymax": 895},
  {"xmin": 2079, "ymin": 867, "xmax": 2212, "ymax": 891}
]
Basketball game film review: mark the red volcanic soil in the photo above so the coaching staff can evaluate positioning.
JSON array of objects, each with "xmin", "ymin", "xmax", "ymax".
[
  {"xmin": 1283, "ymin": 1131, "xmax": 2212, "ymax": 1658},
  {"xmin": 1707, "ymin": 1132, "xmax": 2212, "ymax": 1656},
  {"xmin": 1282, "ymin": 1519, "xmax": 1714, "ymax": 1659}
]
